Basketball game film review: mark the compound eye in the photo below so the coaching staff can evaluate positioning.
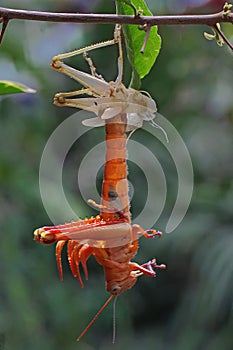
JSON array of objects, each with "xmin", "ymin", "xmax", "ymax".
[{"xmin": 111, "ymin": 285, "xmax": 121, "ymax": 294}]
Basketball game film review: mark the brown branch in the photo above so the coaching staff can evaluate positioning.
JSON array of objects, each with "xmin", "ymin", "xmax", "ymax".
[
  {"xmin": 0, "ymin": 7, "xmax": 232, "ymax": 26},
  {"xmin": 0, "ymin": 6, "xmax": 232, "ymax": 46}
]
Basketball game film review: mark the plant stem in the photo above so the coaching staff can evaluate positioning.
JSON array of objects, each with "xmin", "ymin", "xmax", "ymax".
[{"xmin": 0, "ymin": 7, "xmax": 232, "ymax": 26}]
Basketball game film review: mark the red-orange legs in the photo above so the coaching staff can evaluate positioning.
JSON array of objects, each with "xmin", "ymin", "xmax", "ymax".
[
  {"xmin": 56, "ymin": 240, "xmax": 94, "ymax": 287},
  {"xmin": 132, "ymin": 224, "xmax": 163, "ymax": 239},
  {"xmin": 88, "ymin": 198, "xmax": 129, "ymax": 221},
  {"xmin": 130, "ymin": 259, "xmax": 166, "ymax": 278},
  {"xmin": 56, "ymin": 240, "xmax": 66, "ymax": 280}
]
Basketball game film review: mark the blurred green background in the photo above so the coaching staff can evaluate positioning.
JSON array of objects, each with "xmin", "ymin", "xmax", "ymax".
[{"xmin": 0, "ymin": 1, "xmax": 232, "ymax": 350}]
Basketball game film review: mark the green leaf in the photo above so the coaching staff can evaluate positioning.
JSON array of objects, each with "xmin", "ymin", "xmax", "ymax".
[
  {"xmin": 0, "ymin": 80, "xmax": 36, "ymax": 95},
  {"xmin": 116, "ymin": 0, "xmax": 161, "ymax": 88},
  {"xmin": 118, "ymin": 0, "xmax": 138, "ymax": 16}
]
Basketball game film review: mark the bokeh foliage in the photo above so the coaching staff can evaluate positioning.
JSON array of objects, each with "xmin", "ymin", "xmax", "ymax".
[
  {"xmin": 0, "ymin": 80, "xmax": 36, "ymax": 95},
  {"xmin": 0, "ymin": 1, "xmax": 232, "ymax": 350}
]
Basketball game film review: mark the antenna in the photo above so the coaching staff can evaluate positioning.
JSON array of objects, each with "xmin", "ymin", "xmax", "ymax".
[
  {"xmin": 112, "ymin": 295, "xmax": 118, "ymax": 344},
  {"xmin": 77, "ymin": 294, "xmax": 115, "ymax": 341}
]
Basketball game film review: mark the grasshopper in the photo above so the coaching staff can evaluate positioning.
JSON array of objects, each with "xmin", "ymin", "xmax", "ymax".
[
  {"xmin": 50, "ymin": 24, "xmax": 157, "ymax": 130},
  {"xmin": 35, "ymin": 25, "xmax": 166, "ymax": 342}
]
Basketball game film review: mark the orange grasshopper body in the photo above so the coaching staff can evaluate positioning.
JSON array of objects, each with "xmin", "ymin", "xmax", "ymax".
[
  {"xmin": 34, "ymin": 25, "xmax": 166, "ymax": 340},
  {"xmin": 34, "ymin": 112, "xmax": 165, "ymax": 296}
]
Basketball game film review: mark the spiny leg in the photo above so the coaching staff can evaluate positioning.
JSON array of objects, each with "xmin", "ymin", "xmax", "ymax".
[
  {"xmin": 83, "ymin": 52, "xmax": 104, "ymax": 80},
  {"xmin": 114, "ymin": 24, "xmax": 123, "ymax": 87},
  {"xmin": 140, "ymin": 258, "xmax": 166, "ymax": 272},
  {"xmin": 87, "ymin": 199, "xmax": 128, "ymax": 221},
  {"xmin": 130, "ymin": 259, "xmax": 166, "ymax": 278},
  {"xmin": 67, "ymin": 242, "xmax": 94, "ymax": 287},
  {"xmin": 56, "ymin": 240, "xmax": 66, "ymax": 280},
  {"xmin": 132, "ymin": 224, "xmax": 163, "ymax": 239},
  {"xmin": 54, "ymin": 87, "xmax": 99, "ymax": 106},
  {"xmin": 55, "ymin": 88, "xmax": 99, "ymax": 99},
  {"xmin": 51, "ymin": 25, "xmax": 120, "ymax": 69},
  {"xmin": 79, "ymin": 244, "xmax": 94, "ymax": 280},
  {"xmin": 50, "ymin": 25, "xmax": 123, "ymax": 102}
]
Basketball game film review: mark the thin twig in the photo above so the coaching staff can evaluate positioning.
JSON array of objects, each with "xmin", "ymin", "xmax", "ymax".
[
  {"xmin": 140, "ymin": 24, "xmax": 151, "ymax": 53},
  {"xmin": 213, "ymin": 23, "xmax": 233, "ymax": 50},
  {"xmin": 0, "ymin": 17, "xmax": 9, "ymax": 44}
]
